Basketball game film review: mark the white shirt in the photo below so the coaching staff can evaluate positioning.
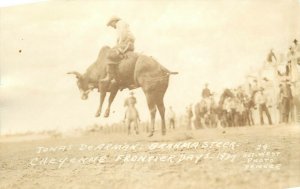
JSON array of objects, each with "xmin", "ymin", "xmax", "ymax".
[
  {"xmin": 255, "ymin": 92, "xmax": 267, "ymax": 105},
  {"xmin": 116, "ymin": 20, "xmax": 135, "ymax": 44},
  {"xmin": 167, "ymin": 110, "xmax": 176, "ymax": 120}
]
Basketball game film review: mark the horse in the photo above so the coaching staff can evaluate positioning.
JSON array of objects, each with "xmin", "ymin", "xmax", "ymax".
[
  {"xmin": 193, "ymin": 95, "xmax": 220, "ymax": 129},
  {"xmin": 193, "ymin": 100, "xmax": 206, "ymax": 129},
  {"xmin": 217, "ymin": 88, "xmax": 235, "ymax": 127},
  {"xmin": 124, "ymin": 104, "xmax": 140, "ymax": 135}
]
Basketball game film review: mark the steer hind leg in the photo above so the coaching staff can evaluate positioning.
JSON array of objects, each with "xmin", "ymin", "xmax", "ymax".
[
  {"xmin": 156, "ymin": 96, "xmax": 166, "ymax": 135},
  {"xmin": 145, "ymin": 92, "xmax": 157, "ymax": 137}
]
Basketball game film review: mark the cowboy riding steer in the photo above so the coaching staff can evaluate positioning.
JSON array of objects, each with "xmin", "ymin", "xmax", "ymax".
[{"xmin": 68, "ymin": 46, "xmax": 178, "ymax": 136}]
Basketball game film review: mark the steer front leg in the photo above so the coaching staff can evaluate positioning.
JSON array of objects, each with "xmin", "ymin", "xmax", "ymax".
[
  {"xmin": 95, "ymin": 92, "xmax": 106, "ymax": 117},
  {"xmin": 104, "ymin": 85, "xmax": 119, "ymax": 118}
]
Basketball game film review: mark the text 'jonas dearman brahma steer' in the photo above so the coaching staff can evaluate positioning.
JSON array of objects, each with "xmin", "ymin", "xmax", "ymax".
[{"xmin": 68, "ymin": 46, "xmax": 178, "ymax": 136}]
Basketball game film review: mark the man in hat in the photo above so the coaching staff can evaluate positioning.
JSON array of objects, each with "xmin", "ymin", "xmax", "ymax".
[
  {"xmin": 202, "ymin": 83, "xmax": 212, "ymax": 98},
  {"xmin": 185, "ymin": 105, "xmax": 193, "ymax": 130},
  {"xmin": 266, "ymin": 49, "xmax": 277, "ymax": 65},
  {"xmin": 202, "ymin": 83, "xmax": 213, "ymax": 112},
  {"xmin": 255, "ymin": 88, "xmax": 272, "ymax": 125},
  {"xmin": 287, "ymin": 42, "xmax": 299, "ymax": 82},
  {"xmin": 101, "ymin": 16, "xmax": 135, "ymax": 84},
  {"xmin": 292, "ymin": 39, "xmax": 300, "ymax": 65},
  {"xmin": 281, "ymin": 80, "xmax": 293, "ymax": 123},
  {"xmin": 124, "ymin": 91, "xmax": 137, "ymax": 107},
  {"xmin": 287, "ymin": 46, "xmax": 295, "ymax": 64},
  {"xmin": 167, "ymin": 106, "xmax": 176, "ymax": 129},
  {"xmin": 123, "ymin": 91, "xmax": 140, "ymax": 134},
  {"xmin": 277, "ymin": 83, "xmax": 284, "ymax": 123}
]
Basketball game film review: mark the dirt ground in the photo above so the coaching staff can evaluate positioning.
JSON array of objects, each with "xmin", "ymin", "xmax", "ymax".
[{"xmin": 0, "ymin": 124, "xmax": 299, "ymax": 189}]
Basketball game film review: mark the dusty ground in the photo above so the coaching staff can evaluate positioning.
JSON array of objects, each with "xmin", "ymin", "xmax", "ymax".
[{"xmin": 0, "ymin": 124, "xmax": 299, "ymax": 189}]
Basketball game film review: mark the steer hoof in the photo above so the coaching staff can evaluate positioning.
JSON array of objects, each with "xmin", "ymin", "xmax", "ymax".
[
  {"xmin": 95, "ymin": 112, "xmax": 101, "ymax": 117},
  {"xmin": 104, "ymin": 110, "xmax": 110, "ymax": 118}
]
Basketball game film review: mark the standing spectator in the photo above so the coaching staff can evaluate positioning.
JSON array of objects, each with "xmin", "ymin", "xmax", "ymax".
[
  {"xmin": 255, "ymin": 88, "xmax": 273, "ymax": 125},
  {"xmin": 167, "ymin": 106, "xmax": 176, "ymax": 129},
  {"xmin": 287, "ymin": 39, "xmax": 300, "ymax": 82},
  {"xmin": 251, "ymin": 79, "xmax": 260, "ymax": 102},
  {"xmin": 244, "ymin": 94, "xmax": 255, "ymax": 126},
  {"xmin": 292, "ymin": 39, "xmax": 300, "ymax": 65},
  {"xmin": 186, "ymin": 105, "xmax": 193, "ymax": 130},
  {"xmin": 124, "ymin": 91, "xmax": 137, "ymax": 107},
  {"xmin": 124, "ymin": 91, "xmax": 140, "ymax": 134},
  {"xmin": 202, "ymin": 83, "xmax": 212, "ymax": 99},
  {"xmin": 266, "ymin": 49, "xmax": 277, "ymax": 65},
  {"xmin": 236, "ymin": 98, "xmax": 245, "ymax": 126},
  {"xmin": 224, "ymin": 97, "xmax": 234, "ymax": 126},
  {"xmin": 281, "ymin": 81, "xmax": 293, "ymax": 123},
  {"xmin": 277, "ymin": 84, "xmax": 284, "ymax": 123}
]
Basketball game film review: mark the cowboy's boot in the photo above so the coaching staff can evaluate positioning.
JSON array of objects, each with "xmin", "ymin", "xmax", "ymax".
[{"xmin": 101, "ymin": 64, "xmax": 117, "ymax": 84}]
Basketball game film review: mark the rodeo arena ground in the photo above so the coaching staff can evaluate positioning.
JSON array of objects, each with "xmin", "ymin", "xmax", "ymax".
[{"xmin": 1, "ymin": 39, "xmax": 300, "ymax": 189}]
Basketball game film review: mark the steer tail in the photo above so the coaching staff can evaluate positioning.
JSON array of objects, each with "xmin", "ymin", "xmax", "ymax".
[{"xmin": 159, "ymin": 65, "xmax": 179, "ymax": 75}]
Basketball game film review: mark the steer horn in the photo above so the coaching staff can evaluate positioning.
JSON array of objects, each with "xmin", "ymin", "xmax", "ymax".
[{"xmin": 67, "ymin": 71, "xmax": 82, "ymax": 79}]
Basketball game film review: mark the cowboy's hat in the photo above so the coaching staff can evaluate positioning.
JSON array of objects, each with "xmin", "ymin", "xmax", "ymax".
[{"xmin": 107, "ymin": 16, "xmax": 121, "ymax": 27}]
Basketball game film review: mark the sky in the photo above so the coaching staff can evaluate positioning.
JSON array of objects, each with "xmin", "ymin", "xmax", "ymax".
[{"xmin": 0, "ymin": 0, "xmax": 299, "ymax": 134}]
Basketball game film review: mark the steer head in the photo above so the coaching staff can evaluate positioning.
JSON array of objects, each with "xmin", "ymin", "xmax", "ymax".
[{"xmin": 67, "ymin": 71, "xmax": 93, "ymax": 100}]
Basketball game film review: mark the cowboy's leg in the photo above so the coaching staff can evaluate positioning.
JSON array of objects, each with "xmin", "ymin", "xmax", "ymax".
[
  {"xmin": 101, "ymin": 63, "xmax": 118, "ymax": 83},
  {"xmin": 101, "ymin": 46, "xmax": 121, "ymax": 83}
]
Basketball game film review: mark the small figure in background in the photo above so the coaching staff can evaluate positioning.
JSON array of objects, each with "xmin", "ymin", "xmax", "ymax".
[
  {"xmin": 186, "ymin": 105, "xmax": 194, "ymax": 130},
  {"xmin": 202, "ymin": 83, "xmax": 212, "ymax": 99},
  {"xmin": 167, "ymin": 106, "xmax": 176, "ymax": 130},
  {"xmin": 266, "ymin": 49, "xmax": 277, "ymax": 65},
  {"xmin": 255, "ymin": 88, "xmax": 273, "ymax": 125},
  {"xmin": 124, "ymin": 91, "xmax": 140, "ymax": 135}
]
